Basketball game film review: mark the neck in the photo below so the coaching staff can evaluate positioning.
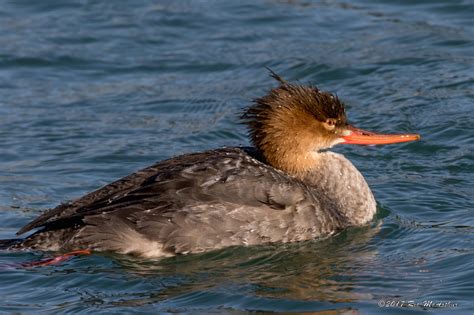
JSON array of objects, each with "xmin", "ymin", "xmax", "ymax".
[{"xmin": 262, "ymin": 146, "xmax": 318, "ymax": 179}]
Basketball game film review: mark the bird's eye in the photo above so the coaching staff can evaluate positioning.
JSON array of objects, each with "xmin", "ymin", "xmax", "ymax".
[{"xmin": 324, "ymin": 118, "xmax": 337, "ymax": 130}]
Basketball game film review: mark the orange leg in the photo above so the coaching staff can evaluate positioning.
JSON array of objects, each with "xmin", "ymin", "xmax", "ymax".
[{"xmin": 23, "ymin": 249, "xmax": 92, "ymax": 267}]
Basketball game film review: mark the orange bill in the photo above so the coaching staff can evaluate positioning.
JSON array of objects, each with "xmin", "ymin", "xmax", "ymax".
[{"xmin": 341, "ymin": 125, "xmax": 420, "ymax": 145}]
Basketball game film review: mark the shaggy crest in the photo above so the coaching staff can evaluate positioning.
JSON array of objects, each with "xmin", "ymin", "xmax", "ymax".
[{"xmin": 242, "ymin": 70, "xmax": 347, "ymax": 155}]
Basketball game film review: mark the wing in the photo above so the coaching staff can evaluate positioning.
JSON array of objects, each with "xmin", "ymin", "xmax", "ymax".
[
  {"xmin": 17, "ymin": 148, "xmax": 309, "ymax": 235},
  {"xmin": 17, "ymin": 149, "xmax": 240, "ymax": 235},
  {"xmin": 19, "ymin": 147, "xmax": 346, "ymax": 254}
]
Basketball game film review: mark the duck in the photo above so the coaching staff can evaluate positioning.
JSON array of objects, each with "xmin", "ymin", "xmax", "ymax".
[{"xmin": 1, "ymin": 71, "xmax": 420, "ymax": 258}]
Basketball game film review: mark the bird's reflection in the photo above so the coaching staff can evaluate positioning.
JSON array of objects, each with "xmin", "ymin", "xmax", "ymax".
[{"xmin": 99, "ymin": 221, "xmax": 381, "ymax": 311}]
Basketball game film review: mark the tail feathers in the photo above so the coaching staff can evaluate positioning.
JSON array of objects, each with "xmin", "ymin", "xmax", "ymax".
[{"xmin": 0, "ymin": 238, "xmax": 22, "ymax": 250}]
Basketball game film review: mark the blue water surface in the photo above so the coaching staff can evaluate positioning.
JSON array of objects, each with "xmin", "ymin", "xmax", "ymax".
[{"xmin": 0, "ymin": 0, "xmax": 473, "ymax": 314}]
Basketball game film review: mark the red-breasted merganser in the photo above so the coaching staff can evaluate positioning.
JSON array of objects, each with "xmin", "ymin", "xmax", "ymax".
[{"xmin": 1, "ymin": 71, "xmax": 420, "ymax": 258}]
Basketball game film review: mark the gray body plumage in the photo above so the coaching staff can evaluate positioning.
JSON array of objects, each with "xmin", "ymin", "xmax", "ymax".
[{"xmin": 11, "ymin": 147, "xmax": 376, "ymax": 257}]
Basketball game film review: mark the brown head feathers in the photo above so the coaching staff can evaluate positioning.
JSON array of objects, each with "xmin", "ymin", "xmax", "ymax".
[{"xmin": 241, "ymin": 69, "xmax": 348, "ymax": 176}]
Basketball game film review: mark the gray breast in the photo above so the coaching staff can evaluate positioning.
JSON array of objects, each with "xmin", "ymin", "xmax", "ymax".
[{"xmin": 304, "ymin": 151, "xmax": 376, "ymax": 226}]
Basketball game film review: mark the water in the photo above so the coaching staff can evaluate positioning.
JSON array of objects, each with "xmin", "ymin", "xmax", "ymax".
[{"xmin": 0, "ymin": 0, "xmax": 472, "ymax": 313}]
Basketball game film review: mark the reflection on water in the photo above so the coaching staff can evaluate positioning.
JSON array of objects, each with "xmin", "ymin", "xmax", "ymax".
[{"xmin": 89, "ymin": 222, "xmax": 381, "ymax": 310}]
